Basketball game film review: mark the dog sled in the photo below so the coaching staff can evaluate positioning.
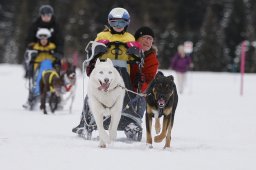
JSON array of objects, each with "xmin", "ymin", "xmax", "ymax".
[
  {"xmin": 23, "ymin": 49, "xmax": 61, "ymax": 112},
  {"xmin": 77, "ymin": 41, "xmax": 145, "ymax": 141}
]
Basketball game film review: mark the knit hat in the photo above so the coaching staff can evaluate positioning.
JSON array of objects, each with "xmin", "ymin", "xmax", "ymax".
[{"xmin": 134, "ymin": 26, "xmax": 155, "ymax": 40}]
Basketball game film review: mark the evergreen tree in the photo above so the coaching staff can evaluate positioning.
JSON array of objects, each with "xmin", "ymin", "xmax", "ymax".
[
  {"xmin": 225, "ymin": 0, "xmax": 246, "ymax": 71},
  {"xmin": 195, "ymin": 2, "xmax": 225, "ymax": 71}
]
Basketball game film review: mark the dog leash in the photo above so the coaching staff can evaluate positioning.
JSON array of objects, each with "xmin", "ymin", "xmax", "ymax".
[{"xmin": 117, "ymin": 84, "xmax": 148, "ymax": 97}]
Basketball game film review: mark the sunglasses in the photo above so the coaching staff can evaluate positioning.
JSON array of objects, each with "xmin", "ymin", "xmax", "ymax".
[{"xmin": 109, "ymin": 19, "xmax": 128, "ymax": 29}]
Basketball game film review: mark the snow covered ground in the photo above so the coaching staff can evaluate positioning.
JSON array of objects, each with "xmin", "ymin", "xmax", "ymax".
[{"xmin": 0, "ymin": 64, "xmax": 255, "ymax": 170}]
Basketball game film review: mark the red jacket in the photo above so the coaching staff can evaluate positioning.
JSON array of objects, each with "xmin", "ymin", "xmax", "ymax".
[{"xmin": 130, "ymin": 48, "xmax": 159, "ymax": 92}]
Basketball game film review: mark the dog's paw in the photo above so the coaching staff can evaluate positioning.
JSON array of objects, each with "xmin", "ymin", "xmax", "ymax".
[
  {"xmin": 146, "ymin": 143, "xmax": 153, "ymax": 149},
  {"xmin": 154, "ymin": 134, "xmax": 165, "ymax": 143},
  {"xmin": 163, "ymin": 144, "xmax": 172, "ymax": 151},
  {"xmin": 99, "ymin": 144, "xmax": 107, "ymax": 148},
  {"xmin": 163, "ymin": 146, "xmax": 171, "ymax": 150},
  {"xmin": 163, "ymin": 141, "xmax": 171, "ymax": 149},
  {"xmin": 163, "ymin": 147, "xmax": 172, "ymax": 151},
  {"xmin": 43, "ymin": 110, "xmax": 48, "ymax": 114},
  {"xmin": 99, "ymin": 139, "xmax": 107, "ymax": 148}
]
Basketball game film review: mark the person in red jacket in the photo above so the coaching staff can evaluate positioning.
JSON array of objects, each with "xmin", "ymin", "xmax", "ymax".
[{"xmin": 130, "ymin": 26, "xmax": 159, "ymax": 92}]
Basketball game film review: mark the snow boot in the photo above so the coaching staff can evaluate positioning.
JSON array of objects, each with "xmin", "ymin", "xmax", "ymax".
[{"xmin": 72, "ymin": 117, "xmax": 86, "ymax": 135}]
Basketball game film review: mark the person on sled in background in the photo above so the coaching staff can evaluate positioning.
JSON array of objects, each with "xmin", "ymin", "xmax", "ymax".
[
  {"xmin": 24, "ymin": 4, "xmax": 63, "ymax": 78},
  {"xmin": 72, "ymin": 7, "xmax": 144, "ymax": 140},
  {"xmin": 23, "ymin": 28, "xmax": 60, "ymax": 109}
]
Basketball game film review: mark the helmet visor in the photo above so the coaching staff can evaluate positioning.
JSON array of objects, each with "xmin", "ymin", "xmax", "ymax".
[{"xmin": 109, "ymin": 19, "xmax": 128, "ymax": 29}]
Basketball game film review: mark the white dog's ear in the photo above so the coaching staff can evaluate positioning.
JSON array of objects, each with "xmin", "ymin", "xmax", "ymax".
[
  {"xmin": 106, "ymin": 58, "xmax": 113, "ymax": 66},
  {"xmin": 95, "ymin": 58, "xmax": 101, "ymax": 66}
]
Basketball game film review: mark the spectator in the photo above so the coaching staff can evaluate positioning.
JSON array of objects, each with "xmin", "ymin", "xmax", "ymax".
[{"xmin": 170, "ymin": 44, "xmax": 192, "ymax": 94}]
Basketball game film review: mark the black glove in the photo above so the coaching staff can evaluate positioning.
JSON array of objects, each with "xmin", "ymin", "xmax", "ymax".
[{"xmin": 134, "ymin": 72, "xmax": 145, "ymax": 87}]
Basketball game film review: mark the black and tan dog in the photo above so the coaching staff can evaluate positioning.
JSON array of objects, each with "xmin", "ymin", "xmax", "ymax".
[
  {"xmin": 145, "ymin": 71, "xmax": 178, "ymax": 149},
  {"xmin": 40, "ymin": 70, "xmax": 63, "ymax": 114}
]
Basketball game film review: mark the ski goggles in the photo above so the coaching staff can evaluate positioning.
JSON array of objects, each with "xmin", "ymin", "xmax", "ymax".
[
  {"xmin": 37, "ymin": 34, "xmax": 49, "ymax": 40},
  {"xmin": 109, "ymin": 19, "xmax": 128, "ymax": 29}
]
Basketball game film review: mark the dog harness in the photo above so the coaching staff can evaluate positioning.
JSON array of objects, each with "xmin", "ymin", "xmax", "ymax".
[
  {"xmin": 42, "ymin": 70, "xmax": 60, "ymax": 93},
  {"xmin": 63, "ymin": 74, "xmax": 75, "ymax": 92}
]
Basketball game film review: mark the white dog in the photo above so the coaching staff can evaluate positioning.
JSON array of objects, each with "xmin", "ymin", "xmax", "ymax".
[
  {"xmin": 59, "ymin": 65, "xmax": 77, "ymax": 113},
  {"xmin": 60, "ymin": 76, "xmax": 76, "ymax": 113},
  {"xmin": 87, "ymin": 58, "xmax": 125, "ymax": 148}
]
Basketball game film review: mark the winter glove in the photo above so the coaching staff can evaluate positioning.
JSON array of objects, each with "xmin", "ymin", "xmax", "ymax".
[{"xmin": 134, "ymin": 72, "xmax": 145, "ymax": 87}]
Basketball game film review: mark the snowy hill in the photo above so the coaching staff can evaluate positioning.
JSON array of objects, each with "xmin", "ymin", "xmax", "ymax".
[{"xmin": 0, "ymin": 64, "xmax": 255, "ymax": 170}]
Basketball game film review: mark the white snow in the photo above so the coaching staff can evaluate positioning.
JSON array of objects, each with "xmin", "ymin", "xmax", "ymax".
[{"xmin": 0, "ymin": 64, "xmax": 256, "ymax": 170}]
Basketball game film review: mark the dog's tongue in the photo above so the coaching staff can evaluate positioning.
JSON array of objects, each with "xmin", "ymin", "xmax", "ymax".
[
  {"xmin": 158, "ymin": 98, "xmax": 165, "ymax": 106},
  {"xmin": 98, "ymin": 83, "xmax": 110, "ymax": 92}
]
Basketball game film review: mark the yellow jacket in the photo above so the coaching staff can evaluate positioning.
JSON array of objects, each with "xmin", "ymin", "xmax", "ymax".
[
  {"xmin": 31, "ymin": 42, "xmax": 56, "ymax": 70},
  {"xmin": 95, "ymin": 31, "xmax": 135, "ymax": 43},
  {"xmin": 95, "ymin": 30, "xmax": 135, "ymax": 73}
]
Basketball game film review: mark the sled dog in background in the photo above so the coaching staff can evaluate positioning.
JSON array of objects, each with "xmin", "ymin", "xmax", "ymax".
[
  {"xmin": 87, "ymin": 58, "xmax": 125, "ymax": 148},
  {"xmin": 40, "ymin": 69, "xmax": 63, "ymax": 114},
  {"xmin": 60, "ymin": 62, "xmax": 77, "ymax": 113},
  {"xmin": 145, "ymin": 71, "xmax": 178, "ymax": 149}
]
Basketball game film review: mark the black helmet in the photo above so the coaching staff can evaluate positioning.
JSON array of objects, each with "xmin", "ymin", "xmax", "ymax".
[{"xmin": 39, "ymin": 5, "xmax": 54, "ymax": 16}]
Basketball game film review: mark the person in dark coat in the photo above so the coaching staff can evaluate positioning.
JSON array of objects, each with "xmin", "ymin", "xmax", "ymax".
[
  {"xmin": 26, "ymin": 5, "xmax": 64, "ymax": 57},
  {"xmin": 170, "ymin": 44, "xmax": 192, "ymax": 94}
]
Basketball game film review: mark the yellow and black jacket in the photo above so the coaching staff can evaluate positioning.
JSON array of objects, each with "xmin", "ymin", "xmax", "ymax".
[
  {"xmin": 94, "ymin": 29, "xmax": 135, "ymax": 73},
  {"xmin": 29, "ymin": 42, "xmax": 56, "ymax": 70}
]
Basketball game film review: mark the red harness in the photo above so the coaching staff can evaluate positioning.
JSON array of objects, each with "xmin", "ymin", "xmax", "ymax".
[{"xmin": 64, "ymin": 84, "xmax": 73, "ymax": 92}]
